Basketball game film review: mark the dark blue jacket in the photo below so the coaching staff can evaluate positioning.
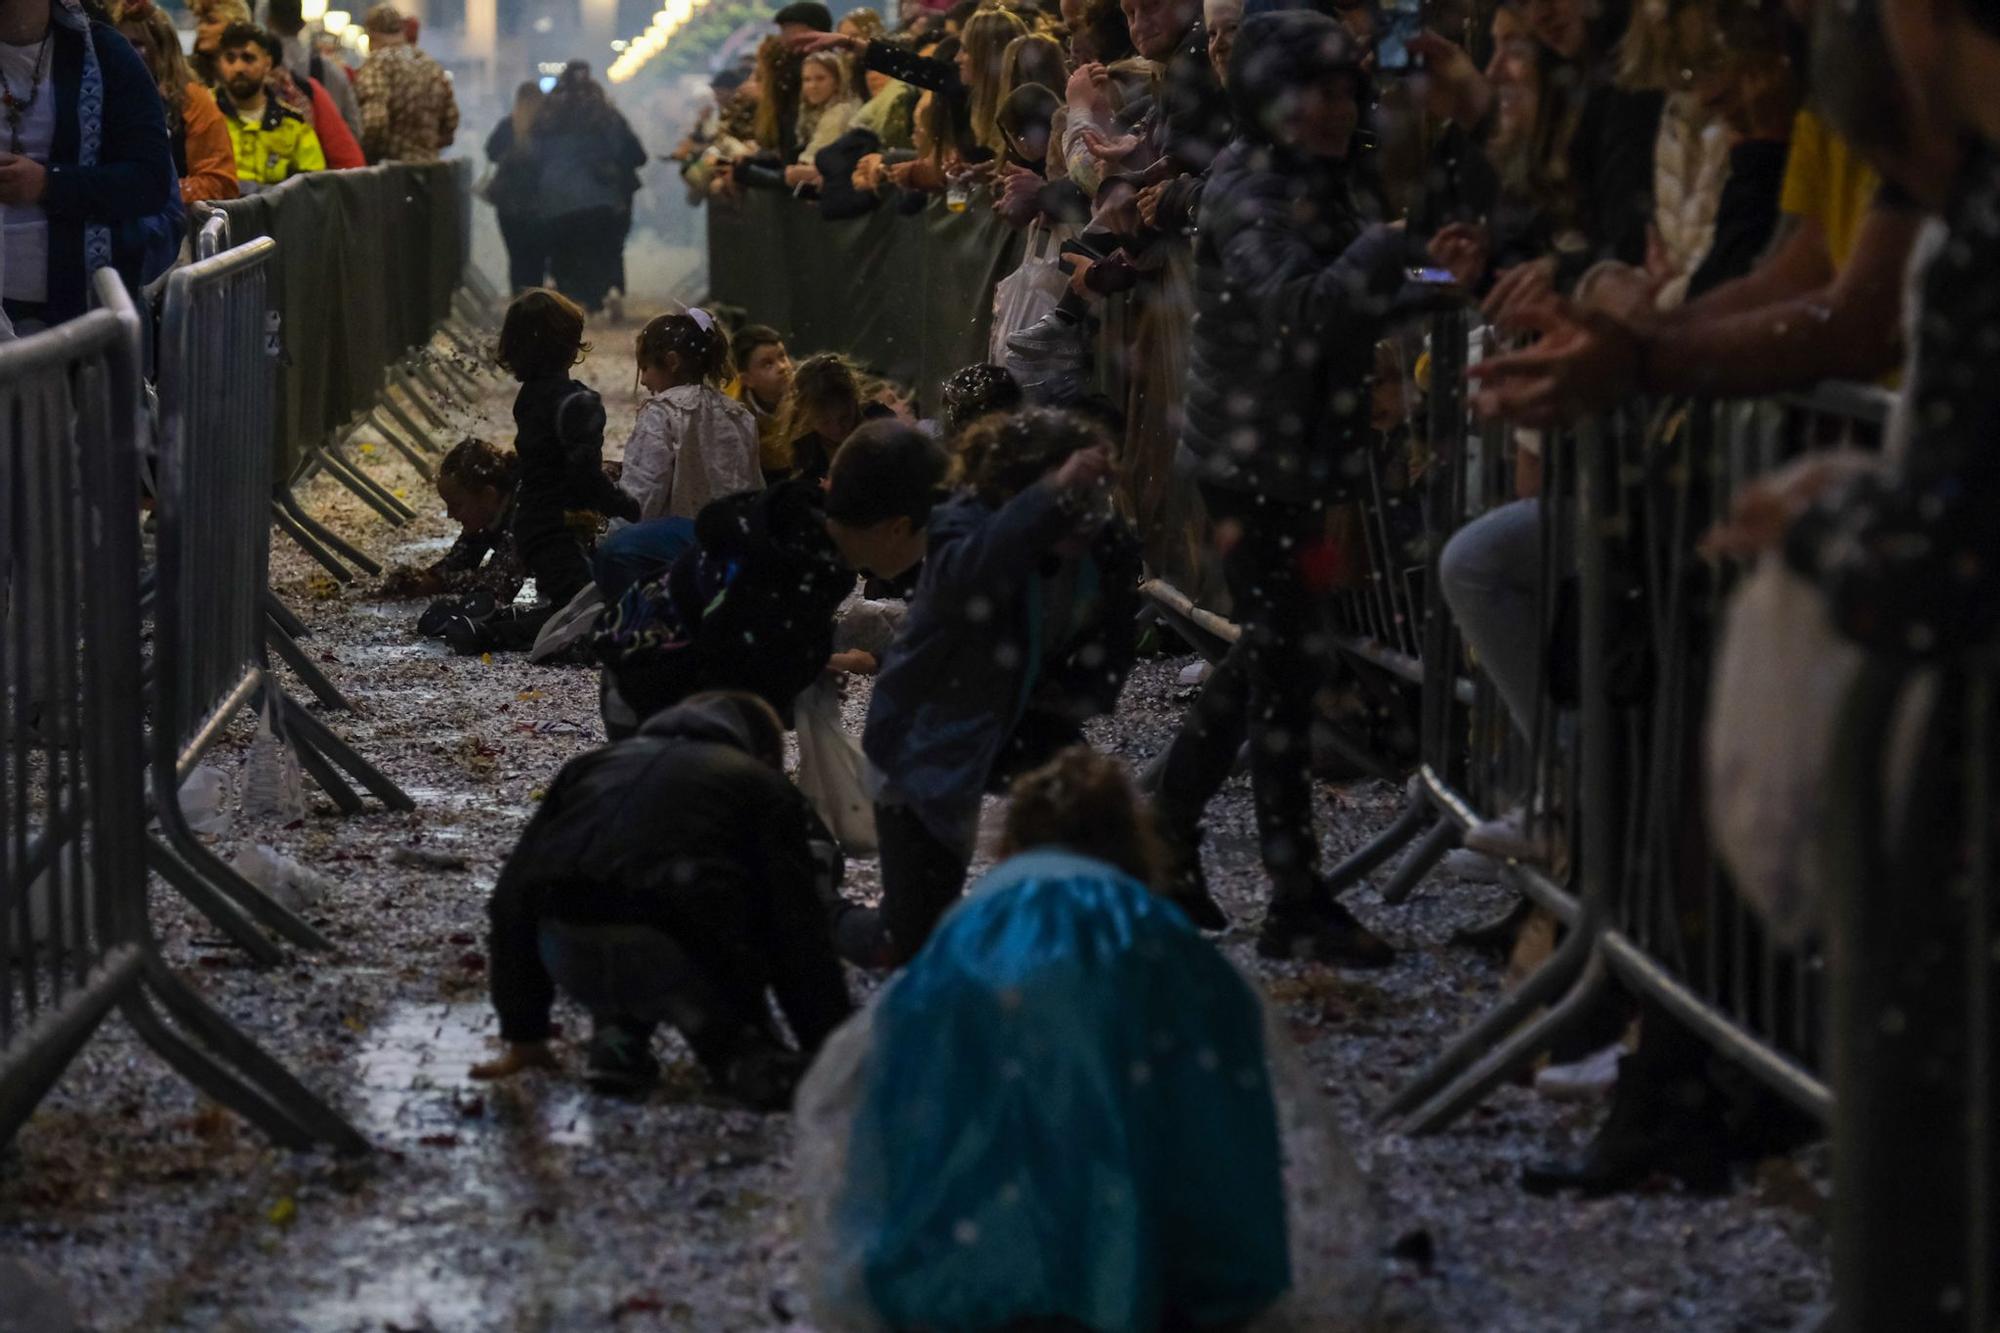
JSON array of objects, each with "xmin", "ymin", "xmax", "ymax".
[
  {"xmin": 42, "ymin": 15, "xmax": 180, "ymax": 324},
  {"xmin": 862, "ymin": 483, "xmax": 1140, "ymax": 847}
]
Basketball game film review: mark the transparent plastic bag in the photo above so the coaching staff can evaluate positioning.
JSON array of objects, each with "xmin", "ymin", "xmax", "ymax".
[
  {"xmin": 795, "ymin": 677, "xmax": 876, "ymax": 854},
  {"xmin": 794, "ymin": 862, "xmax": 1380, "ymax": 1332},
  {"xmin": 1705, "ymin": 556, "xmax": 1862, "ymax": 945},
  {"xmin": 232, "ymin": 842, "xmax": 335, "ymax": 913},
  {"xmin": 177, "ymin": 763, "xmax": 233, "ymax": 836},
  {"xmin": 241, "ymin": 697, "xmax": 307, "ymax": 823}
]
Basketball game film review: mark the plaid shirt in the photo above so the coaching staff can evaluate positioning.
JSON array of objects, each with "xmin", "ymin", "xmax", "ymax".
[{"xmin": 354, "ymin": 43, "xmax": 459, "ymax": 163}]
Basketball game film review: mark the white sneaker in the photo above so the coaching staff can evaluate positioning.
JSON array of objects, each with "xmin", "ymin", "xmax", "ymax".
[
  {"xmin": 1534, "ymin": 1040, "xmax": 1625, "ymax": 1102},
  {"xmin": 1463, "ymin": 806, "xmax": 1557, "ymax": 864}
]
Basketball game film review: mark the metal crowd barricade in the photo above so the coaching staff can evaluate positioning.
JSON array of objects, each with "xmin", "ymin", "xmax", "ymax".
[
  {"xmin": 0, "ymin": 269, "xmax": 363, "ymax": 1154},
  {"xmin": 1385, "ymin": 382, "xmax": 1898, "ymax": 1132},
  {"xmin": 151, "ymin": 235, "xmax": 414, "ymax": 962},
  {"xmin": 1140, "ymin": 306, "xmax": 1898, "ymax": 1142}
]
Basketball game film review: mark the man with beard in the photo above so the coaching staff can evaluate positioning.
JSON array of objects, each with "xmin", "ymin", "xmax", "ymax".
[{"xmin": 212, "ymin": 23, "xmax": 323, "ymax": 190}]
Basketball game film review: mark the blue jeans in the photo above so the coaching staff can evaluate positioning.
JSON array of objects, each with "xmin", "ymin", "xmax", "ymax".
[
  {"xmin": 1438, "ymin": 499, "xmax": 1548, "ymax": 741},
  {"xmin": 593, "ymin": 518, "xmax": 697, "ymax": 603}
]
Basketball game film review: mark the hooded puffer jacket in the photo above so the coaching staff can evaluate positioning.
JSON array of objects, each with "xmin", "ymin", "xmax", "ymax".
[
  {"xmin": 487, "ymin": 696, "xmax": 851, "ymax": 1048},
  {"xmin": 1179, "ymin": 10, "xmax": 1434, "ymax": 504}
]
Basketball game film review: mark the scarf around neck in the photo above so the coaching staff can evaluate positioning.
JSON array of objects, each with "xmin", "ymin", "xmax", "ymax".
[{"xmin": 50, "ymin": 0, "xmax": 111, "ymax": 281}]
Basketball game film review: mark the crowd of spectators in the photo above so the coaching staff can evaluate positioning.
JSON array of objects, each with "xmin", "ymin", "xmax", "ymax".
[
  {"xmin": 0, "ymin": 0, "xmax": 456, "ymax": 336},
  {"xmin": 539, "ymin": 0, "xmax": 1999, "ymax": 1320}
]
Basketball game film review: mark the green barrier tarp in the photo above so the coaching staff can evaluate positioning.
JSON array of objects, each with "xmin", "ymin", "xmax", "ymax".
[
  {"xmin": 707, "ymin": 189, "xmax": 1021, "ymax": 405},
  {"xmin": 215, "ymin": 165, "xmax": 471, "ymax": 485}
]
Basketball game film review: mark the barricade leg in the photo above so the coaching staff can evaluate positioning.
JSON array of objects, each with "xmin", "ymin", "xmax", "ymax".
[
  {"xmin": 281, "ymin": 693, "xmax": 414, "ymax": 812},
  {"xmin": 1398, "ymin": 953, "xmax": 1613, "ymax": 1135},
  {"xmin": 416, "ymin": 358, "xmax": 478, "ymax": 412},
  {"xmin": 264, "ymin": 591, "xmax": 309, "ymax": 640},
  {"xmin": 1378, "ymin": 897, "xmax": 1599, "ymax": 1123},
  {"xmin": 145, "ymin": 838, "xmax": 285, "ymax": 965},
  {"xmin": 1322, "ymin": 777, "xmax": 1434, "ymax": 889},
  {"xmin": 0, "ymin": 948, "xmax": 145, "ymax": 1145},
  {"xmin": 1379, "ymin": 817, "xmax": 1462, "ymax": 904},
  {"xmin": 122, "ymin": 963, "xmax": 368, "ymax": 1154},
  {"xmin": 273, "ymin": 492, "xmax": 380, "ymax": 580},
  {"xmin": 391, "ymin": 365, "xmax": 454, "ymax": 432},
  {"xmin": 307, "ymin": 442, "xmax": 416, "ymax": 525},
  {"xmin": 152, "ymin": 778, "xmax": 335, "ymax": 952},
  {"xmin": 266, "ymin": 614, "xmax": 353, "ymax": 712},
  {"xmin": 363, "ymin": 407, "xmax": 438, "ymax": 482}
]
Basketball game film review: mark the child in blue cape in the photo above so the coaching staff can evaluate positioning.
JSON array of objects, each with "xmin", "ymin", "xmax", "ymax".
[{"xmin": 796, "ymin": 748, "xmax": 1380, "ymax": 1333}]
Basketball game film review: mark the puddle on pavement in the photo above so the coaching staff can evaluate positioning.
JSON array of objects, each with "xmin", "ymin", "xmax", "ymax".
[
  {"xmin": 352, "ymin": 1001, "xmax": 600, "ymax": 1150},
  {"xmin": 290, "ymin": 1233, "xmax": 493, "ymax": 1332},
  {"xmin": 330, "ymin": 639, "xmax": 450, "ymax": 666},
  {"xmin": 399, "ymin": 787, "xmax": 537, "ymax": 822}
]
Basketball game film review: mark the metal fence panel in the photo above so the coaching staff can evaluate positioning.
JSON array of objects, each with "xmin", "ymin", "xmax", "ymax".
[{"xmin": 0, "ymin": 282, "xmax": 152, "ymax": 1144}]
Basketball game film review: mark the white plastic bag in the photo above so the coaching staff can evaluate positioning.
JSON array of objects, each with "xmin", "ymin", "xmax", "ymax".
[
  {"xmin": 232, "ymin": 842, "xmax": 335, "ymax": 913},
  {"xmin": 1705, "ymin": 556, "xmax": 1863, "ymax": 945},
  {"xmin": 240, "ymin": 697, "xmax": 307, "ymax": 822},
  {"xmin": 988, "ymin": 219, "xmax": 1070, "ymax": 365},
  {"xmin": 795, "ymin": 677, "xmax": 877, "ymax": 854},
  {"xmin": 177, "ymin": 763, "xmax": 233, "ymax": 836}
]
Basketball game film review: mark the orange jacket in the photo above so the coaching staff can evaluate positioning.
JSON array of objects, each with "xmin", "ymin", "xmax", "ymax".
[{"xmin": 180, "ymin": 82, "xmax": 240, "ymax": 203}]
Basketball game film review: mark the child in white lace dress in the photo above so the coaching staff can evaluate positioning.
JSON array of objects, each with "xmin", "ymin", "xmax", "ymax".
[{"xmin": 618, "ymin": 310, "xmax": 764, "ymax": 523}]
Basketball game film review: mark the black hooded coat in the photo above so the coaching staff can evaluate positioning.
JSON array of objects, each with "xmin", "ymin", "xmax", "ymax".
[
  {"xmin": 1179, "ymin": 10, "xmax": 1437, "ymax": 505},
  {"xmin": 487, "ymin": 697, "xmax": 852, "ymax": 1049}
]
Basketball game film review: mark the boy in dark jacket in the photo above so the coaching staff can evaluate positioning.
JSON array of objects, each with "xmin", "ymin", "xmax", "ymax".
[
  {"xmin": 1156, "ymin": 10, "xmax": 1457, "ymax": 967},
  {"xmin": 840, "ymin": 408, "xmax": 1140, "ymax": 968},
  {"xmin": 446, "ymin": 289, "xmax": 641, "ymax": 654},
  {"xmin": 472, "ymin": 693, "xmax": 850, "ymax": 1106},
  {"xmin": 598, "ymin": 420, "xmax": 949, "ymax": 735}
]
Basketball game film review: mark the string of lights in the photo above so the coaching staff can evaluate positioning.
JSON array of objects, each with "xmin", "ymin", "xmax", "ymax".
[{"xmin": 606, "ymin": 0, "xmax": 707, "ymax": 83}]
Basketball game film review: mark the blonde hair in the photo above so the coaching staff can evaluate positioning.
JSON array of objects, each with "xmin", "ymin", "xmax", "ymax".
[
  {"xmin": 752, "ymin": 35, "xmax": 794, "ymax": 150},
  {"xmin": 961, "ymin": 8, "xmax": 1031, "ymax": 153},
  {"xmin": 1615, "ymin": 0, "xmax": 1720, "ymax": 92},
  {"xmin": 1001, "ymin": 31, "xmax": 1067, "ymax": 95},
  {"xmin": 776, "ymin": 352, "xmax": 865, "ymax": 451}
]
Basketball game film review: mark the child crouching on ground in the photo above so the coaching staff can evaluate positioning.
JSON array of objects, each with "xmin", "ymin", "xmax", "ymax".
[
  {"xmin": 471, "ymin": 692, "xmax": 850, "ymax": 1107},
  {"xmin": 597, "ymin": 420, "xmax": 949, "ymax": 737},
  {"xmin": 795, "ymin": 748, "xmax": 1380, "ymax": 1331},
  {"xmin": 834, "ymin": 406, "xmax": 1142, "ymax": 968},
  {"xmin": 380, "ymin": 440, "xmax": 528, "ymax": 632},
  {"xmin": 441, "ymin": 289, "xmax": 640, "ymax": 655}
]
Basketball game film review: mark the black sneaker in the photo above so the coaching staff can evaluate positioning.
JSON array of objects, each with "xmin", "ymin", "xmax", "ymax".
[
  {"xmin": 1256, "ymin": 898, "xmax": 1396, "ymax": 969},
  {"xmin": 442, "ymin": 613, "xmax": 490, "ymax": 657},
  {"xmin": 417, "ymin": 597, "xmax": 463, "ymax": 638},
  {"xmin": 418, "ymin": 590, "xmax": 495, "ymax": 638},
  {"xmin": 585, "ymin": 1025, "xmax": 661, "ymax": 1096}
]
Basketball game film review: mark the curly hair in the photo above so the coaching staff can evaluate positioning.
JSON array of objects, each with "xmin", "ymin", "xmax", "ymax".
[
  {"xmin": 998, "ymin": 746, "xmax": 1163, "ymax": 887},
  {"xmin": 940, "ymin": 363, "xmax": 1023, "ymax": 437},
  {"xmin": 950, "ymin": 404, "xmax": 1109, "ymax": 505},
  {"xmin": 439, "ymin": 437, "xmax": 518, "ymax": 493}
]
